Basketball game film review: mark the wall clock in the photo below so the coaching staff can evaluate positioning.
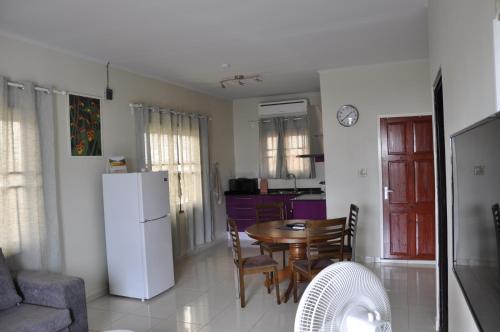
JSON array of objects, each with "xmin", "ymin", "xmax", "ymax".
[{"xmin": 337, "ymin": 105, "xmax": 359, "ymax": 127}]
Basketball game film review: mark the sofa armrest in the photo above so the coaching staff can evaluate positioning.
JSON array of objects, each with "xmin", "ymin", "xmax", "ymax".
[{"xmin": 15, "ymin": 271, "xmax": 88, "ymax": 332}]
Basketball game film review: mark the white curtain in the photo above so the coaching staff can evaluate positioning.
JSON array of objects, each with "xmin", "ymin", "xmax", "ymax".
[
  {"xmin": 136, "ymin": 107, "xmax": 213, "ymax": 257},
  {"xmin": 0, "ymin": 78, "xmax": 61, "ymax": 272},
  {"xmin": 259, "ymin": 116, "xmax": 314, "ymax": 179}
]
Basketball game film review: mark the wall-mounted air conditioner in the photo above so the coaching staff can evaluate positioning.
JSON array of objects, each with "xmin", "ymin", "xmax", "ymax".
[{"xmin": 258, "ymin": 99, "xmax": 308, "ymax": 118}]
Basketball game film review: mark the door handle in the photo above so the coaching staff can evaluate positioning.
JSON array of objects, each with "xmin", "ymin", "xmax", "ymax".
[{"xmin": 384, "ymin": 186, "xmax": 394, "ymax": 200}]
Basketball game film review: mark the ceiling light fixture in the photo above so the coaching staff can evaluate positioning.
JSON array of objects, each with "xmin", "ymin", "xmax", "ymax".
[{"xmin": 219, "ymin": 74, "xmax": 263, "ymax": 89}]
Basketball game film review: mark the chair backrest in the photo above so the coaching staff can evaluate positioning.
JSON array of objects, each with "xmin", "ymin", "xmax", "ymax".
[
  {"xmin": 346, "ymin": 204, "xmax": 360, "ymax": 248},
  {"xmin": 228, "ymin": 219, "xmax": 243, "ymax": 268},
  {"xmin": 305, "ymin": 218, "xmax": 346, "ymax": 272},
  {"xmin": 256, "ymin": 202, "xmax": 285, "ymax": 223},
  {"xmin": 493, "ymin": 204, "xmax": 500, "ymax": 235},
  {"xmin": 492, "ymin": 204, "xmax": 500, "ymax": 262}
]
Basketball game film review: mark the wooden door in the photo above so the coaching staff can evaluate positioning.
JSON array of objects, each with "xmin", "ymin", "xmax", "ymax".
[{"xmin": 380, "ymin": 116, "xmax": 435, "ymax": 260}]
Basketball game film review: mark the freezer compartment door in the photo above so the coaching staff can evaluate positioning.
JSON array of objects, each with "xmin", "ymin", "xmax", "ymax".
[
  {"xmin": 139, "ymin": 171, "xmax": 171, "ymax": 222},
  {"xmin": 142, "ymin": 217, "xmax": 175, "ymax": 299}
]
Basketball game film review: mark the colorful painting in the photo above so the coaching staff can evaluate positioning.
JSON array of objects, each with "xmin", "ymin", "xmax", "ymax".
[{"xmin": 69, "ymin": 94, "xmax": 102, "ymax": 156}]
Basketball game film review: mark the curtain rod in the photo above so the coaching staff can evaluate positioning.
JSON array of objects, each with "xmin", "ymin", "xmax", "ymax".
[
  {"xmin": 129, "ymin": 103, "xmax": 211, "ymax": 120},
  {"xmin": 7, "ymin": 81, "xmax": 103, "ymax": 100}
]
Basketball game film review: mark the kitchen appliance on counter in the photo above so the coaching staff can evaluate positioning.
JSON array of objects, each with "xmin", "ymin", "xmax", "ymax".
[
  {"xmin": 228, "ymin": 178, "xmax": 259, "ymax": 194},
  {"xmin": 260, "ymin": 178, "xmax": 269, "ymax": 194},
  {"xmin": 102, "ymin": 171, "xmax": 175, "ymax": 300}
]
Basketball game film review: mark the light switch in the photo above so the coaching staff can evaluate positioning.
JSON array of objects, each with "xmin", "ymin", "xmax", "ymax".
[
  {"xmin": 358, "ymin": 168, "xmax": 368, "ymax": 177},
  {"xmin": 473, "ymin": 165, "xmax": 485, "ymax": 176}
]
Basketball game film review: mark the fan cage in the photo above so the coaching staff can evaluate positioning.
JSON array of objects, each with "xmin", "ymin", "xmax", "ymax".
[{"xmin": 295, "ymin": 262, "xmax": 391, "ymax": 332}]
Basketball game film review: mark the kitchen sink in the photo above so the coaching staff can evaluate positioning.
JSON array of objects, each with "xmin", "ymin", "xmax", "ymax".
[{"xmin": 267, "ymin": 188, "xmax": 323, "ymax": 195}]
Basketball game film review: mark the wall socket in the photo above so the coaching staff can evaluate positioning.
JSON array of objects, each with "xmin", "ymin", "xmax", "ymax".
[
  {"xmin": 358, "ymin": 168, "xmax": 368, "ymax": 177},
  {"xmin": 473, "ymin": 165, "xmax": 485, "ymax": 176}
]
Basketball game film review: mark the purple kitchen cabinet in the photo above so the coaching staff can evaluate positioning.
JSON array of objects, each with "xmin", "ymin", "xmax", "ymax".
[
  {"xmin": 225, "ymin": 195, "xmax": 258, "ymax": 231},
  {"xmin": 291, "ymin": 200, "xmax": 327, "ymax": 220},
  {"xmin": 225, "ymin": 194, "xmax": 298, "ymax": 231},
  {"xmin": 258, "ymin": 194, "xmax": 296, "ymax": 219}
]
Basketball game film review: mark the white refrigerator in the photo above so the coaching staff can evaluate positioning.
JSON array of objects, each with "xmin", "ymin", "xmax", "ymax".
[{"xmin": 102, "ymin": 171, "xmax": 175, "ymax": 300}]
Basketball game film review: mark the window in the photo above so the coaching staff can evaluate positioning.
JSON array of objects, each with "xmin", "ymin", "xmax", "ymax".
[
  {"xmin": 2, "ymin": 121, "xmax": 24, "ymax": 255},
  {"xmin": 145, "ymin": 113, "xmax": 202, "ymax": 208},
  {"xmin": 259, "ymin": 116, "xmax": 313, "ymax": 179},
  {"xmin": 1, "ymin": 82, "xmax": 60, "ymax": 271},
  {"xmin": 263, "ymin": 134, "xmax": 279, "ymax": 177},
  {"xmin": 147, "ymin": 131, "xmax": 202, "ymax": 206},
  {"xmin": 1, "ymin": 107, "xmax": 45, "ymax": 263}
]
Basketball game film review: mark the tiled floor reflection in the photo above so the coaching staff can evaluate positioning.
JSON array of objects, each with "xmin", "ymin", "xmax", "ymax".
[{"xmin": 88, "ymin": 241, "xmax": 436, "ymax": 332}]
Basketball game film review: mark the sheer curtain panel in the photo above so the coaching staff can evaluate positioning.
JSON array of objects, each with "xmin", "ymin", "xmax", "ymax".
[
  {"xmin": 136, "ymin": 107, "xmax": 213, "ymax": 257},
  {"xmin": 259, "ymin": 116, "xmax": 314, "ymax": 179},
  {"xmin": 0, "ymin": 78, "xmax": 61, "ymax": 271}
]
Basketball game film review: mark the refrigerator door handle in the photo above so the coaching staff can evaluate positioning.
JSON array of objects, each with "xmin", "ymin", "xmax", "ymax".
[{"xmin": 141, "ymin": 214, "xmax": 168, "ymax": 223}]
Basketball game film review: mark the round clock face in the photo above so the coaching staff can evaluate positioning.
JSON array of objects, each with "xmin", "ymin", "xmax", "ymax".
[{"xmin": 337, "ymin": 105, "xmax": 359, "ymax": 127}]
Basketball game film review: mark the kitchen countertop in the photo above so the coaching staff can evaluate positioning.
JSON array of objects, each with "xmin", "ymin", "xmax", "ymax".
[
  {"xmin": 291, "ymin": 193, "xmax": 326, "ymax": 201},
  {"xmin": 224, "ymin": 187, "xmax": 326, "ymax": 200},
  {"xmin": 225, "ymin": 187, "xmax": 323, "ymax": 196}
]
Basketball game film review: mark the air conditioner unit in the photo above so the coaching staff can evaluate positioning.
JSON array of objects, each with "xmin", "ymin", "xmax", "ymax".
[{"xmin": 258, "ymin": 99, "xmax": 308, "ymax": 118}]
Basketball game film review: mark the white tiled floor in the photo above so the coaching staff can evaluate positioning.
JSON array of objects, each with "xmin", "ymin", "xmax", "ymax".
[{"xmin": 88, "ymin": 241, "xmax": 436, "ymax": 332}]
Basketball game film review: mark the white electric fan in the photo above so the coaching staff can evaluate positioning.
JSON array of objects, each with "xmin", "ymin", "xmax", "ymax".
[{"xmin": 294, "ymin": 262, "xmax": 392, "ymax": 332}]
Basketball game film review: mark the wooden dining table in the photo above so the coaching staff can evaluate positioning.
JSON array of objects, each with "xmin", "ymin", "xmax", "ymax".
[{"xmin": 245, "ymin": 218, "xmax": 346, "ymax": 303}]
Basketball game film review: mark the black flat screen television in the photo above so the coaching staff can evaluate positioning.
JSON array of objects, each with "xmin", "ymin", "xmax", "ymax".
[{"xmin": 452, "ymin": 112, "xmax": 500, "ymax": 332}]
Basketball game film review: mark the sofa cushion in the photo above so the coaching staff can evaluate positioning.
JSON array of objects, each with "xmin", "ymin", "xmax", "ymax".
[
  {"xmin": 0, "ymin": 303, "xmax": 71, "ymax": 332},
  {"xmin": 0, "ymin": 248, "xmax": 22, "ymax": 310}
]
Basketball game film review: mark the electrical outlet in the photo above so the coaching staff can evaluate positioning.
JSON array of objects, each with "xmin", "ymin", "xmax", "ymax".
[
  {"xmin": 473, "ymin": 165, "xmax": 485, "ymax": 176},
  {"xmin": 358, "ymin": 168, "xmax": 368, "ymax": 177}
]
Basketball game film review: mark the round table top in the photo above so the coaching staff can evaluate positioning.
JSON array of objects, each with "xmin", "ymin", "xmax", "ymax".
[{"xmin": 245, "ymin": 219, "xmax": 308, "ymax": 244}]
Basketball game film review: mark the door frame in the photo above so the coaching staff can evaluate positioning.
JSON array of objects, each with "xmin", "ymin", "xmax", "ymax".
[
  {"xmin": 377, "ymin": 113, "xmax": 434, "ymax": 262},
  {"xmin": 433, "ymin": 70, "xmax": 448, "ymax": 332}
]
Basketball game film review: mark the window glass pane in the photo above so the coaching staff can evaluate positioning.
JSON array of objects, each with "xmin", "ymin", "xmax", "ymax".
[{"xmin": 259, "ymin": 116, "xmax": 311, "ymax": 178}]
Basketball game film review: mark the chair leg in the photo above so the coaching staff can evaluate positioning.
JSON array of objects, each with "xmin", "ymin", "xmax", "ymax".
[
  {"xmin": 265, "ymin": 272, "xmax": 271, "ymax": 294},
  {"xmin": 260, "ymin": 244, "xmax": 264, "ymax": 256},
  {"xmin": 233, "ymin": 267, "xmax": 240, "ymax": 299},
  {"xmin": 239, "ymin": 269, "xmax": 245, "ymax": 308},
  {"xmin": 274, "ymin": 267, "xmax": 281, "ymax": 305},
  {"xmin": 282, "ymin": 250, "xmax": 286, "ymax": 268},
  {"xmin": 293, "ymin": 270, "xmax": 298, "ymax": 303}
]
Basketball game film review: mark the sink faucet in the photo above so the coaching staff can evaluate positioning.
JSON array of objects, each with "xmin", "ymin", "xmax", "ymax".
[{"xmin": 287, "ymin": 173, "xmax": 297, "ymax": 192}]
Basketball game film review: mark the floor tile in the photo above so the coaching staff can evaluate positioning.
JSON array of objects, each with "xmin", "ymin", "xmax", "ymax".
[
  {"xmin": 87, "ymin": 308, "xmax": 125, "ymax": 331},
  {"xmin": 89, "ymin": 295, "xmax": 144, "ymax": 313},
  {"xmin": 198, "ymin": 325, "xmax": 243, "ymax": 332},
  {"xmin": 88, "ymin": 241, "xmax": 437, "ymax": 332},
  {"xmin": 132, "ymin": 299, "xmax": 179, "ymax": 319},
  {"xmin": 169, "ymin": 303, "xmax": 222, "ymax": 325},
  {"xmin": 249, "ymin": 307, "xmax": 296, "ymax": 332},
  {"xmin": 149, "ymin": 319, "xmax": 200, "ymax": 332},
  {"xmin": 206, "ymin": 302, "xmax": 266, "ymax": 332},
  {"xmin": 106, "ymin": 314, "xmax": 162, "ymax": 332}
]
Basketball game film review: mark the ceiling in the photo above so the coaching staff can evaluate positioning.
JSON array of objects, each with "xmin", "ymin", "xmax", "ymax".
[{"xmin": 0, "ymin": 0, "xmax": 428, "ymax": 100}]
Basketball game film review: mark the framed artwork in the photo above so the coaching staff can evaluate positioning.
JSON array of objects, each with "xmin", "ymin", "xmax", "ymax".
[{"xmin": 69, "ymin": 94, "xmax": 102, "ymax": 156}]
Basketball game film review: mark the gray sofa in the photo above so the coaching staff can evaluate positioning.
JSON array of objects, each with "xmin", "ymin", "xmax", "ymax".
[{"xmin": 0, "ymin": 249, "xmax": 88, "ymax": 332}]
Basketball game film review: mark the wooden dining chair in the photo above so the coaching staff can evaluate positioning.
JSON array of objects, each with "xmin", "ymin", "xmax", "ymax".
[
  {"xmin": 292, "ymin": 218, "xmax": 346, "ymax": 303},
  {"xmin": 343, "ymin": 204, "xmax": 360, "ymax": 261},
  {"xmin": 492, "ymin": 204, "xmax": 500, "ymax": 275},
  {"xmin": 255, "ymin": 202, "xmax": 289, "ymax": 268},
  {"xmin": 228, "ymin": 219, "xmax": 280, "ymax": 308}
]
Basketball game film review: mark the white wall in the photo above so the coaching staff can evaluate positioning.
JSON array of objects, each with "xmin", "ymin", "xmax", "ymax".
[
  {"xmin": 428, "ymin": 0, "xmax": 497, "ymax": 330},
  {"xmin": 0, "ymin": 33, "xmax": 234, "ymax": 299},
  {"xmin": 319, "ymin": 60, "xmax": 433, "ymax": 260},
  {"xmin": 232, "ymin": 92, "xmax": 325, "ymax": 189}
]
